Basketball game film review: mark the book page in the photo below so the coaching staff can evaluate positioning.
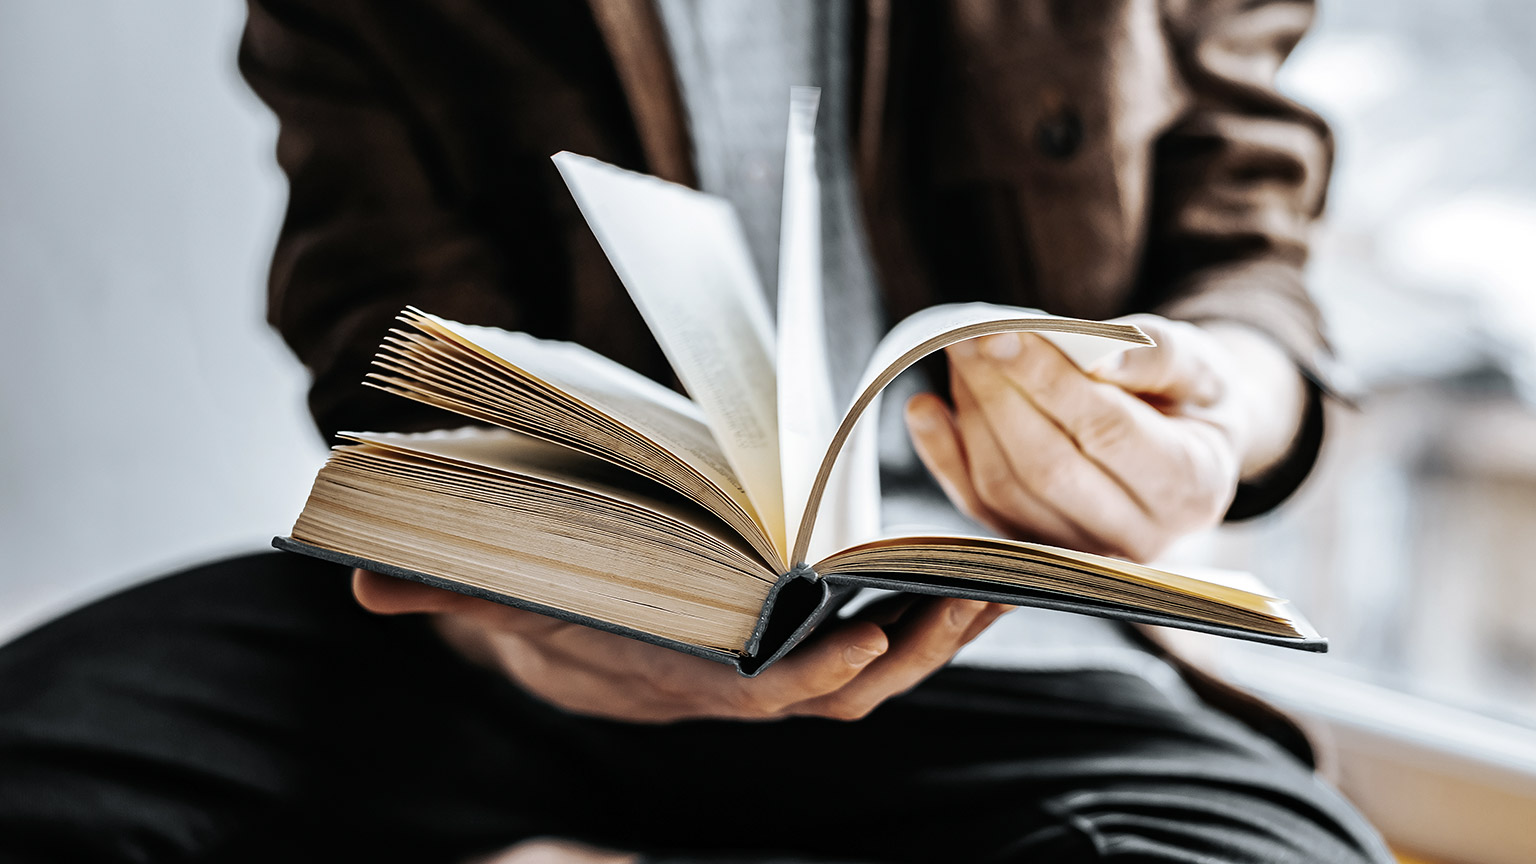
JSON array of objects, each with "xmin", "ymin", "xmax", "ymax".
[
  {"xmin": 774, "ymin": 87, "xmax": 882, "ymax": 566},
  {"xmin": 387, "ymin": 311, "xmax": 783, "ymax": 569},
  {"xmin": 553, "ymin": 152, "xmax": 787, "ymax": 560},
  {"xmin": 340, "ymin": 428, "xmax": 767, "ymax": 563},
  {"xmin": 790, "ymin": 303, "xmax": 1155, "ymax": 565},
  {"xmin": 417, "ymin": 315, "xmax": 742, "ymax": 498},
  {"xmin": 812, "ymin": 532, "xmax": 1317, "ymax": 641},
  {"xmin": 297, "ymin": 431, "xmax": 777, "ymax": 652}
]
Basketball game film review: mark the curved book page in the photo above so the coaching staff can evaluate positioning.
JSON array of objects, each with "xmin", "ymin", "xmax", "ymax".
[
  {"xmin": 813, "ymin": 534, "xmax": 1320, "ymax": 643},
  {"xmin": 789, "ymin": 303, "xmax": 1155, "ymax": 566},
  {"xmin": 553, "ymin": 152, "xmax": 787, "ymax": 561}
]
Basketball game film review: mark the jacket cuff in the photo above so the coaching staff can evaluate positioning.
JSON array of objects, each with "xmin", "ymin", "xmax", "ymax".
[
  {"xmin": 1151, "ymin": 262, "xmax": 1353, "ymax": 520},
  {"xmin": 1223, "ymin": 375, "xmax": 1325, "ymax": 521}
]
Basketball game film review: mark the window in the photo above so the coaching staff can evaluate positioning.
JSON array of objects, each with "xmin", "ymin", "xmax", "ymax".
[{"xmin": 1168, "ymin": 4, "xmax": 1536, "ymax": 858}]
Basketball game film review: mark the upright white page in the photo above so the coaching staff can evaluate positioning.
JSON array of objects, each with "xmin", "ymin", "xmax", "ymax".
[
  {"xmin": 774, "ymin": 87, "xmax": 883, "ymax": 564},
  {"xmin": 553, "ymin": 152, "xmax": 788, "ymax": 559}
]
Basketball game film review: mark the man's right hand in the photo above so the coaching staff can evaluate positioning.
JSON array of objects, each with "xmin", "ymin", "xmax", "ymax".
[{"xmin": 353, "ymin": 569, "xmax": 1008, "ymax": 724}]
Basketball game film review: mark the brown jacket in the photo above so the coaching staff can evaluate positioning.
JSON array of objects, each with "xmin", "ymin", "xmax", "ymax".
[{"xmin": 241, "ymin": 0, "xmax": 1335, "ymax": 761}]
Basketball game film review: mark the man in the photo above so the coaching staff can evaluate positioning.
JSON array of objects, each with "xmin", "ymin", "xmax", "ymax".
[{"xmin": 0, "ymin": 1, "xmax": 1391, "ymax": 862}]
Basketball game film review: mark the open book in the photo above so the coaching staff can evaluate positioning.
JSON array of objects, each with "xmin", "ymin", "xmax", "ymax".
[{"xmin": 277, "ymin": 89, "xmax": 1323, "ymax": 674}]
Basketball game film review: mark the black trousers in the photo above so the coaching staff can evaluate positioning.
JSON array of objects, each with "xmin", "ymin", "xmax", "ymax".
[{"xmin": 0, "ymin": 552, "xmax": 1391, "ymax": 864}]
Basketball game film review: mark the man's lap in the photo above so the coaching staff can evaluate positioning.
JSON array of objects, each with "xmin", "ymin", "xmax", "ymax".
[{"xmin": 0, "ymin": 552, "xmax": 1389, "ymax": 863}]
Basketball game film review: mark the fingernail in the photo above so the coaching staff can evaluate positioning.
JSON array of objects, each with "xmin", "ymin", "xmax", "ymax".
[
  {"xmin": 905, "ymin": 400, "xmax": 937, "ymax": 432},
  {"xmin": 982, "ymin": 333, "xmax": 1021, "ymax": 360},
  {"xmin": 845, "ymin": 643, "xmax": 884, "ymax": 667},
  {"xmin": 949, "ymin": 600, "xmax": 987, "ymax": 627}
]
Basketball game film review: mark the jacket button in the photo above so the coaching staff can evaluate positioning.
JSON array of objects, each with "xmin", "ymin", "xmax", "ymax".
[{"xmin": 1035, "ymin": 109, "xmax": 1083, "ymax": 160}]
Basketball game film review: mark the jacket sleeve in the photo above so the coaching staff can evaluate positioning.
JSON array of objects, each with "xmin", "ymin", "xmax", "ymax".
[
  {"xmin": 239, "ymin": 0, "xmax": 528, "ymax": 440},
  {"xmin": 1143, "ymin": 0, "xmax": 1339, "ymax": 519}
]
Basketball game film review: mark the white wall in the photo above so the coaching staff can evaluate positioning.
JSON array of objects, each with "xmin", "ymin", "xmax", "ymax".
[{"xmin": 0, "ymin": 2, "xmax": 326, "ymax": 640}]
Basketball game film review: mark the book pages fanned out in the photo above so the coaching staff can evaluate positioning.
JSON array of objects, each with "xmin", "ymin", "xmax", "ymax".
[
  {"xmin": 366, "ymin": 309, "xmax": 784, "ymax": 571},
  {"xmin": 277, "ymin": 89, "xmax": 1326, "ymax": 674}
]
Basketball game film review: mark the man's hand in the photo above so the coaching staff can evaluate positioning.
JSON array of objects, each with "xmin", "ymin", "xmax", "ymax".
[
  {"xmin": 353, "ymin": 569, "xmax": 1009, "ymax": 723},
  {"xmin": 905, "ymin": 315, "xmax": 1306, "ymax": 563},
  {"xmin": 475, "ymin": 837, "xmax": 638, "ymax": 864}
]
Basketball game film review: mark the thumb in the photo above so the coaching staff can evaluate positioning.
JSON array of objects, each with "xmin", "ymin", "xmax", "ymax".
[
  {"xmin": 352, "ymin": 568, "xmax": 469, "ymax": 615},
  {"xmin": 1090, "ymin": 316, "xmax": 1224, "ymax": 408},
  {"xmin": 904, "ymin": 393, "xmax": 994, "ymax": 527}
]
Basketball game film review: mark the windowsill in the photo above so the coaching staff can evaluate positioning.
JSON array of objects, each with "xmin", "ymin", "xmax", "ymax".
[{"xmin": 1215, "ymin": 650, "xmax": 1536, "ymax": 864}]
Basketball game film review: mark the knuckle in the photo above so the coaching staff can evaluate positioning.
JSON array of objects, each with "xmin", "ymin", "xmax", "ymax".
[
  {"xmin": 1074, "ymin": 406, "xmax": 1133, "ymax": 453},
  {"xmin": 1028, "ymin": 370, "xmax": 1072, "ymax": 408}
]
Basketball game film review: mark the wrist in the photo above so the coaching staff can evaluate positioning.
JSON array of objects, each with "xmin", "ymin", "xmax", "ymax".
[{"xmin": 1198, "ymin": 321, "xmax": 1308, "ymax": 483}]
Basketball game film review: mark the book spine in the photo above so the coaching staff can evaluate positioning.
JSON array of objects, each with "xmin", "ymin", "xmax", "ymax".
[{"xmin": 738, "ymin": 568, "xmax": 863, "ymax": 677}]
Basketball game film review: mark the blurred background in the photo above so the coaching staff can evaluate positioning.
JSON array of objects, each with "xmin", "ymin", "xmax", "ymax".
[
  {"xmin": 1200, "ymin": 0, "xmax": 1536, "ymax": 727},
  {"xmin": 2, "ymin": 2, "xmax": 1534, "ymax": 861},
  {"xmin": 0, "ymin": 3, "xmax": 324, "ymax": 639}
]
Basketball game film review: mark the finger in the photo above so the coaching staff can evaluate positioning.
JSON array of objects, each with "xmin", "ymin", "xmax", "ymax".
[
  {"xmin": 959, "ymin": 602, "xmax": 1013, "ymax": 644},
  {"xmin": 522, "ymin": 624, "xmax": 753, "ymax": 722},
  {"xmin": 950, "ymin": 369, "xmax": 1096, "ymax": 544},
  {"xmin": 352, "ymin": 568, "xmax": 472, "ymax": 615},
  {"xmin": 791, "ymin": 598, "xmax": 992, "ymax": 720},
  {"xmin": 353, "ymin": 568, "xmax": 563, "ymax": 637},
  {"xmin": 904, "ymin": 392, "xmax": 998, "ymax": 530},
  {"xmin": 1090, "ymin": 315, "xmax": 1224, "ymax": 408},
  {"xmin": 974, "ymin": 333, "xmax": 1240, "ymax": 532},
  {"xmin": 961, "ymin": 334, "xmax": 1181, "ymax": 511},
  {"xmin": 951, "ymin": 349, "xmax": 1166, "ymax": 559},
  {"xmin": 853, "ymin": 593, "xmax": 1006, "ymax": 644},
  {"xmin": 481, "ymin": 838, "xmax": 639, "ymax": 864},
  {"xmin": 740, "ymin": 619, "xmax": 890, "ymax": 717},
  {"xmin": 855, "ymin": 594, "xmax": 1007, "ymax": 642},
  {"xmin": 844, "ymin": 591, "xmax": 919, "ymax": 628},
  {"xmin": 975, "ymin": 332, "xmax": 1165, "ymax": 467},
  {"xmin": 948, "ymin": 366, "xmax": 1125, "ymax": 552}
]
